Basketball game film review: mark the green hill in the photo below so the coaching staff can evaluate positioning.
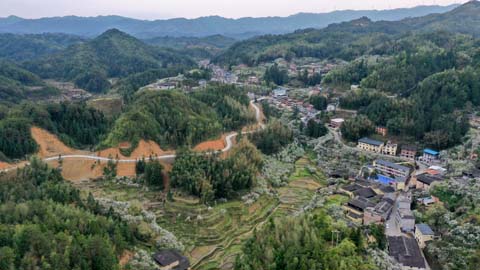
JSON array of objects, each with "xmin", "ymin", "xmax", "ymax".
[
  {"xmin": 0, "ymin": 33, "xmax": 85, "ymax": 62},
  {"xmin": 102, "ymin": 85, "xmax": 255, "ymax": 150},
  {"xmin": 215, "ymin": 1, "xmax": 480, "ymax": 66},
  {"xmin": 0, "ymin": 61, "xmax": 59, "ymax": 103},
  {"xmin": 24, "ymin": 29, "xmax": 195, "ymax": 93}
]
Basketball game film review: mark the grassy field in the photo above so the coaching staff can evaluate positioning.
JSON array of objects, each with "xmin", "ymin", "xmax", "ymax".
[{"xmin": 78, "ymin": 156, "xmax": 329, "ymax": 270}]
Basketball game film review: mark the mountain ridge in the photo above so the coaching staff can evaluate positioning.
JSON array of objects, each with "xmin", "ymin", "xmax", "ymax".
[{"xmin": 0, "ymin": 4, "xmax": 460, "ymax": 38}]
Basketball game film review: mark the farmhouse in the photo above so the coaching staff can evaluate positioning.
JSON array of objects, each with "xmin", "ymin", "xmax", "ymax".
[
  {"xmin": 357, "ymin": 138, "xmax": 384, "ymax": 153},
  {"xmin": 153, "ymin": 250, "xmax": 191, "ymax": 270},
  {"xmin": 330, "ymin": 118, "xmax": 344, "ymax": 129},
  {"xmin": 388, "ymin": 236, "xmax": 426, "ymax": 270},
  {"xmin": 414, "ymin": 173, "xmax": 444, "ymax": 191},
  {"xmin": 376, "ymin": 126, "xmax": 388, "ymax": 137}
]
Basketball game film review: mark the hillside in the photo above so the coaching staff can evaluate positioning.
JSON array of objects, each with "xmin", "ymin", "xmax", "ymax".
[
  {"xmin": 0, "ymin": 5, "xmax": 459, "ymax": 38},
  {"xmin": 0, "ymin": 33, "xmax": 85, "ymax": 62},
  {"xmin": 216, "ymin": 1, "xmax": 480, "ymax": 66},
  {"xmin": 23, "ymin": 29, "xmax": 195, "ymax": 93},
  {"xmin": 102, "ymin": 85, "xmax": 254, "ymax": 150},
  {"xmin": 0, "ymin": 61, "xmax": 59, "ymax": 103}
]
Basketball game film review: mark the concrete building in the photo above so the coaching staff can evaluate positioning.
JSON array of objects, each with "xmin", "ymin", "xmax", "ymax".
[
  {"xmin": 414, "ymin": 224, "xmax": 435, "ymax": 249},
  {"xmin": 422, "ymin": 149, "xmax": 439, "ymax": 163},
  {"xmin": 376, "ymin": 126, "xmax": 388, "ymax": 137},
  {"xmin": 374, "ymin": 160, "xmax": 411, "ymax": 179},
  {"xmin": 382, "ymin": 141, "xmax": 398, "ymax": 156},
  {"xmin": 363, "ymin": 198, "xmax": 394, "ymax": 225},
  {"xmin": 401, "ymin": 145, "xmax": 417, "ymax": 160},
  {"xmin": 395, "ymin": 194, "xmax": 415, "ymax": 233},
  {"xmin": 358, "ymin": 138, "xmax": 384, "ymax": 153},
  {"xmin": 273, "ymin": 87, "xmax": 287, "ymax": 97}
]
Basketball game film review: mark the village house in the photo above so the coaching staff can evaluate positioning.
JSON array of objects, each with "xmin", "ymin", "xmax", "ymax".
[
  {"xmin": 247, "ymin": 76, "xmax": 259, "ymax": 84},
  {"xmin": 329, "ymin": 118, "xmax": 344, "ymax": 129},
  {"xmin": 422, "ymin": 149, "xmax": 440, "ymax": 163},
  {"xmin": 414, "ymin": 224, "xmax": 435, "ymax": 249},
  {"xmin": 416, "ymin": 196, "xmax": 439, "ymax": 206},
  {"xmin": 153, "ymin": 250, "xmax": 191, "ymax": 270},
  {"xmin": 272, "ymin": 87, "xmax": 287, "ymax": 98},
  {"xmin": 400, "ymin": 145, "xmax": 417, "ymax": 160},
  {"xmin": 388, "ymin": 236, "xmax": 426, "ymax": 270},
  {"xmin": 344, "ymin": 197, "xmax": 375, "ymax": 223},
  {"xmin": 413, "ymin": 173, "xmax": 444, "ymax": 191},
  {"xmin": 363, "ymin": 196, "xmax": 394, "ymax": 225},
  {"xmin": 376, "ymin": 126, "xmax": 388, "ymax": 137},
  {"xmin": 357, "ymin": 138, "xmax": 384, "ymax": 153},
  {"xmin": 382, "ymin": 141, "xmax": 398, "ymax": 156}
]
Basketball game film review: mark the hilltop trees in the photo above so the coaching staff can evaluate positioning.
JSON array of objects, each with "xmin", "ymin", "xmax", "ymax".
[
  {"xmin": 170, "ymin": 139, "xmax": 263, "ymax": 203},
  {"xmin": 249, "ymin": 120, "xmax": 294, "ymax": 155},
  {"xmin": 340, "ymin": 115, "xmax": 375, "ymax": 142},
  {"xmin": 235, "ymin": 212, "xmax": 376, "ymax": 270},
  {"xmin": 264, "ymin": 64, "xmax": 289, "ymax": 86},
  {"xmin": 0, "ymin": 118, "xmax": 37, "ymax": 159}
]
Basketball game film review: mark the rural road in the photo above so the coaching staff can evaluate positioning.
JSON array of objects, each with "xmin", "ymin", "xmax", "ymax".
[{"xmin": 1, "ymin": 100, "xmax": 265, "ymax": 172}]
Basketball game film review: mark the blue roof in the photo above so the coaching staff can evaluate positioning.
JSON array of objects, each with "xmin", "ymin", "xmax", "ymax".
[
  {"xmin": 416, "ymin": 224, "xmax": 434, "ymax": 235},
  {"xmin": 359, "ymin": 137, "xmax": 383, "ymax": 146},
  {"xmin": 424, "ymin": 149, "xmax": 439, "ymax": 156}
]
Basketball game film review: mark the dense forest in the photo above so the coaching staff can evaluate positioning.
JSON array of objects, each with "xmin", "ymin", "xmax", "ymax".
[
  {"xmin": 249, "ymin": 120, "xmax": 294, "ymax": 155},
  {"xmin": 103, "ymin": 85, "xmax": 254, "ymax": 150},
  {"xmin": 0, "ymin": 157, "xmax": 140, "ymax": 270},
  {"xmin": 235, "ymin": 212, "xmax": 376, "ymax": 270},
  {"xmin": 23, "ymin": 29, "xmax": 195, "ymax": 93},
  {"xmin": 170, "ymin": 138, "xmax": 263, "ymax": 203}
]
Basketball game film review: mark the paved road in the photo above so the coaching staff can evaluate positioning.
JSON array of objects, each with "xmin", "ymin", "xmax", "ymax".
[{"xmin": 1, "ymin": 101, "xmax": 265, "ymax": 172}]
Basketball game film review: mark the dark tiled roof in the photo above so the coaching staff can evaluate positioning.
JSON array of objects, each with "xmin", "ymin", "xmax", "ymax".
[
  {"xmin": 401, "ymin": 145, "xmax": 417, "ymax": 151},
  {"xmin": 416, "ymin": 173, "xmax": 443, "ymax": 185},
  {"xmin": 353, "ymin": 187, "xmax": 377, "ymax": 198},
  {"xmin": 388, "ymin": 236, "xmax": 426, "ymax": 269},
  {"xmin": 379, "ymin": 185, "xmax": 395, "ymax": 193},
  {"xmin": 359, "ymin": 137, "xmax": 383, "ymax": 146},
  {"xmin": 348, "ymin": 197, "xmax": 375, "ymax": 211},
  {"xmin": 153, "ymin": 250, "xmax": 190, "ymax": 270},
  {"xmin": 343, "ymin": 184, "xmax": 363, "ymax": 192}
]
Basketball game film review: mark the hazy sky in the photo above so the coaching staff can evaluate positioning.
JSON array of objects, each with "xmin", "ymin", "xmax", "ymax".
[{"xmin": 0, "ymin": 0, "xmax": 470, "ymax": 19}]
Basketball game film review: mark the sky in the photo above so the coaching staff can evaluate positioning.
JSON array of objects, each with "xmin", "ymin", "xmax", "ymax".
[{"xmin": 0, "ymin": 0, "xmax": 470, "ymax": 20}]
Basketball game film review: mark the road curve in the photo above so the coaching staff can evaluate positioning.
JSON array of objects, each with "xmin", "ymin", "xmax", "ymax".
[{"xmin": 2, "ymin": 100, "xmax": 265, "ymax": 172}]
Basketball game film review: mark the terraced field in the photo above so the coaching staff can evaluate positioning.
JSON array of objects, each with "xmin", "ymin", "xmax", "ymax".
[{"xmin": 78, "ymin": 156, "xmax": 328, "ymax": 270}]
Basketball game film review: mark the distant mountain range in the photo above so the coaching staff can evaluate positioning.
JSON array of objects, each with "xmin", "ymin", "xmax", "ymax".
[{"xmin": 0, "ymin": 4, "xmax": 460, "ymax": 39}]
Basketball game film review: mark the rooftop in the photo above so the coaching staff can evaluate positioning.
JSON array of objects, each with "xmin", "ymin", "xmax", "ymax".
[
  {"xmin": 388, "ymin": 236, "xmax": 426, "ymax": 269},
  {"xmin": 416, "ymin": 224, "xmax": 434, "ymax": 236},
  {"xmin": 359, "ymin": 137, "xmax": 383, "ymax": 146},
  {"xmin": 348, "ymin": 197, "xmax": 376, "ymax": 211},
  {"xmin": 416, "ymin": 173, "xmax": 443, "ymax": 185},
  {"xmin": 353, "ymin": 187, "xmax": 377, "ymax": 199},
  {"xmin": 424, "ymin": 148, "xmax": 439, "ymax": 156},
  {"xmin": 153, "ymin": 250, "xmax": 190, "ymax": 270},
  {"xmin": 401, "ymin": 145, "xmax": 417, "ymax": 151},
  {"xmin": 375, "ymin": 160, "xmax": 411, "ymax": 173}
]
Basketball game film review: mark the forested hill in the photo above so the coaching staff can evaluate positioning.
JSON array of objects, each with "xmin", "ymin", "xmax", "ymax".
[
  {"xmin": 0, "ymin": 5, "xmax": 459, "ymax": 38},
  {"xmin": 0, "ymin": 33, "xmax": 85, "ymax": 62},
  {"xmin": 22, "ymin": 29, "xmax": 195, "ymax": 93},
  {"xmin": 0, "ymin": 61, "xmax": 58, "ymax": 103},
  {"xmin": 215, "ymin": 1, "xmax": 480, "ymax": 66}
]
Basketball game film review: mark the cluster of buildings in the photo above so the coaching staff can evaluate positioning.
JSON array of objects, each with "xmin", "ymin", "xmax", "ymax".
[
  {"xmin": 267, "ymin": 87, "xmax": 319, "ymax": 125},
  {"xmin": 210, "ymin": 64, "xmax": 238, "ymax": 84},
  {"xmin": 357, "ymin": 137, "xmax": 440, "ymax": 164},
  {"xmin": 340, "ymin": 155, "xmax": 448, "ymax": 270}
]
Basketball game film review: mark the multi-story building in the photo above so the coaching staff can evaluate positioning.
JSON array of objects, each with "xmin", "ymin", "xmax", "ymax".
[
  {"xmin": 400, "ymin": 145, "xmax": 417, "ymax": 160},
  {"xmin": 374, "ymin": 159, "xmax": 411, "ymax": 179},
  {"xmin": 422, "ymin": 149, "xmax": 439, "ymax": 163},
  {"xmin": 358, "ymin": 138, "xmax": 384, "ymax": 153},
  {"xmin": 382, "ymin": 141, "xmax": 398, "ymax": 156}
]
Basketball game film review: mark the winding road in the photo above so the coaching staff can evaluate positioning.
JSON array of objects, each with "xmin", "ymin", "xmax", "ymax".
[{"xmin": 1, "ymin": 100, "xmax": 265, "ymax": 172}]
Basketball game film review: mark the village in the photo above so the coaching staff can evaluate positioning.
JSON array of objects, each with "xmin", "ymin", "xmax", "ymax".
[{"xmin": 254, "ymin": 82, "xmax": 480, "ymax": 270}]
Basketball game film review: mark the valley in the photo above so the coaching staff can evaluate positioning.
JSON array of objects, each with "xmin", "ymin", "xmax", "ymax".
[{"xmin": 1, "ymin": 2, "xmax": 480, "ymax": 270}]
